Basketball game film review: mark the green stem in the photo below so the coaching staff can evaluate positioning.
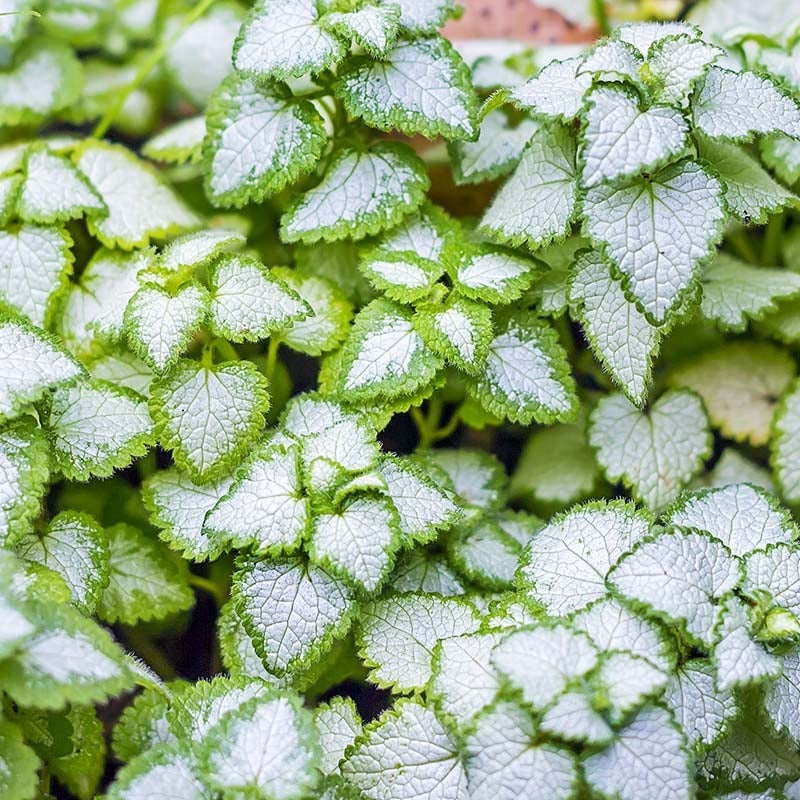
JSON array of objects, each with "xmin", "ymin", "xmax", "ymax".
[
  {"xmin": 728, "ymin": 229, "xmax": 759, "ymax": 264},
  {"xmin": 592, "ymin": 0, "xmax": 611, "ymax": 34},
  {"xmin": 188, "ymin": 573, "xmax": 226, "ymax": 606},
  {"xmin": 412, "ymin": 396, "xmax": 444, "ymax": 449},
  {"xmin": 39, "ymin": 767, "xmax": 50, "ymax": 797},
  {"xmin": 264, "ymin": 337, "xmax": 281, "ymax": 383},
  {"xmin": 91, "ymin": 0, "xmax": 217, "ymax": 138},
  {"xmin": 211, "ymin": 338, "xmax": 239, "ymax": 363},
  {"xmin": 762, "ymin": 212, "xmax": 785, "ymax": 265},
  {"xmin": 120, "ymin": 627, "xmax": 177, "ymax": 681},
  {"xmin": 431, "ymin": 404, "xmax": 462, "ymax": 443}
]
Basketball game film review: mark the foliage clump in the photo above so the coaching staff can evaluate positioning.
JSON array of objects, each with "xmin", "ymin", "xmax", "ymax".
[{"xmin": 3, "ymin": 0, "xmax": 800, "ymax": 797}]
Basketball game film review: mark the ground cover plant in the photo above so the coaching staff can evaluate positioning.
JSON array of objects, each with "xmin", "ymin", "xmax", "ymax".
[{"xmin": 3, "ymin": 0, "xmax": 800, "ymax": 797}]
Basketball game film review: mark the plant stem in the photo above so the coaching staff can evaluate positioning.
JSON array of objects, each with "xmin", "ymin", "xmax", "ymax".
[
  {"xmin": 212, "ymin": 338, "xmax": 239, "ymax": 362},
  {"xmin": 264, "ymin": 337, "xmax": 281, "ymax": 383},
  {"xmin": 188, "ymin": 573, "xmax": 226, "ymax": 606},
  {"xmin": 762, "ymin": 212, "xmax": 785, "ymax": 265},
  {"xmin": 728, "ymin": 229, "xmax": 759, "ymax": 264},
  {"xmin": 91, "ymin": 0, "xmax": 217, "ymax": 138},
  {"xmin": 431, "ymin": 404, "xmax": 462, "ymax": 443},
  {"xmin": 592, "ymin": 0, "xmax": 611, "ymax": 34},
  {"xmin": 120, "ymin": 627, "xmax": 177, "ymax": 681}
]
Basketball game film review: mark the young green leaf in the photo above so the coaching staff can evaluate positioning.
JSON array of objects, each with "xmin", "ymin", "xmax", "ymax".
[
  {"xmin": 203, "ymin": 75, "xmax": 327, "ymax": 208},
  {"xmin": 0, "ymin": 720, "xmax": 39, "ymax": 800},
  {"xmin": 449, "ymin": 243, "xmax": 537, "ymax": 305},
  {"xmin": 150, "ymin": 359, "xmax": 269, "ymax": 482},
  {"xmin": 281, "ymin": 143, "xmax": 429, "ymax": 244},
  {"xmin": 324, "ymin": 4, "xmax": 400, "ymax": 58},
  {"xmin": 157, "ymin": 229, "xmax": 247, "ymax": 274},
  {"xmin": 98, "ymin": 523, "xmax": 193, "ymax": 625},
  {"xmin": 583, "ymin": 160, "xmax": 725, "ymax": 325},
  {"xmin": 589, "ymin": 390, "xmax": 711, "ymax": 510},
  {"xmin": 336, "ymin": 36, "xmax": 479, "ymax": 141},
  {"xmin": 645, "ymin": 35, "xmax": 722, "ymax": 106}
]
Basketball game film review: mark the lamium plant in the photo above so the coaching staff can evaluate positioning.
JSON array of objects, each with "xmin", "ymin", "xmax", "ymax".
[{"xmin": 3, "ymin": 0, "xmax": 800, "ymax": 797}]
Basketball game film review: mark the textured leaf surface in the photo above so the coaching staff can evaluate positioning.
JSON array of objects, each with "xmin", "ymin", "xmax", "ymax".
[
  {"xmin": 492, "ymin": 626, "xmax": 598, "ymax": 709},
  {"xmin": 570, "ymin": 251, "xmax": 660, "ymax": 406},
  {"xmin": 480, "ymin": 125, "xmax": 577, "ymax": 249},
  {"xmin": 581, "ymin": 87, "xmax": 688, "ymax": 188},
  {"xmin": 700, "ymin": 254, "xmax": 800, "ymax": 331},
  {"xmin": 336, "ymin": 36, "xmax": 478, "ymax": 141},
  {"xmin": 584, "ymin": 706, "xmax": 691, "ymax": 800},
  {"xmin": 520, "ymin": 500, "xmax": 650, "ymax": 616},
  {"xmin": 465, "ymin": 701, "xmax": 576, "ymax": 800},
  {"xmin": 47, "ymin": 379, "xmax": 153, "ymax": 481},
  {"xmin": 98, "ymin": 523, "xmax": 193, "ymax": 625},
  {"xmin": 584, "ymin": 160, "xmax": 724, "ymax": 324},
  {"xmin": 510, "ymin": 58, "xmax": 592, "ymax": 121},
  {"xmin": 774, "ymin": 380, "xmax": 800, "ymax": 502},
  {"xmin": 0, "ymin": 225, "xmax": 73, "ymax": 328},
  {"xmin": 358, "ymin": 593, "xmax": 479, "ymax": 692},
  {"xmin": 590, "ymin": 391, "xmax": 710, "ymax": 510},
  {"xmin": 203, "ymin": 75, "xmax": 326, "ymax": 208},
  {"xmin": 234, "ymin": 0, "xmax": 344, "ymax": 80},
  {"xmin": 75, "ymin": 143, "xmax": 198, "ymax": 249},
  {"xmin": 341, "ymin": 699, "xmax": 468, "ymax": 800},
  {"xmin": 150, "ymin": 359, "xmax": 269, "ymax": 482},
  {"xmin": 468, "ymin": 313, "xmax": 577, "ymax": 425},
  {"xmin": 282, "ymin": 143, "xmax": 428, "ymax": 243},
  {"xmin": 693, "ymin": 67, "xmax": 800, "ymax": 141},
  {"xmin": 0, "ymin": 318, "xmax": 82, "ymax": 421},
  {"xmin": 233, "ymin": 557, "xmax": 355, "ymax": 679},
  {"xmin": 609, "ymin": 529, "xmax": 740, "ymax": 645},
  {"xmin": 125, "ymin": 283, "xmax": 208, "ymax": 372},
  {"xmin": 316, "ymin": 697, "xmax": 362, "ymax": 775}
]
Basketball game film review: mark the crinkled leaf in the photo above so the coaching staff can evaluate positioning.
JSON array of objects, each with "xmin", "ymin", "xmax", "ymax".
[
  {"xmin": 358, "ymin": 592, "xmax": 479, "ymax": 692},
  {"xmin": 583, "ymin": 160, "xmax": 725, "ymax": 325},
  {"xmin": 209, "ymin": 255, "xmax": 309, "ymax": 342},
  {"xmin": 520, "ymin": 500, "xmax": 651, "ymax": 616},
  {"xmin": 449, "ymin": 243, "xmax": 537, "ymax": 305},
  {"xmin": 203, "ymin": 75, "xmax": 326, "ymax": 208},
  {"xmin": 693, "ymin": 67, "xmax": 800, "ymax": 141},
  {"xmin": 143, "ymin": 117, "xmax": 206, "ymax": 165},
  {"xmin": 426, "ymin": 448, "xmax": 504, "ymax": 511},
  {"xmin": 581, "ymin": 86, "xmax": 689, "ymax": 188},
  {"xmin": 510, "ymin": 58, "xmax": 592, "ymax": 121},
  {"xmin": 124, "ymin": 283, "xmax": 208, "ymax": 372},
  {"xmin": 336, "ymin": 36, "xmax": 478, "ymax": 141},
  {"xmin": 480, "ymin": 124, "xmax": 577, "ymax": 249},
  {"xmin": 233, "ymin": 557, "xmax": 355, "ymax": 680},
  {"xmin": 773, "ymin": 379, "xmax": 800, "ymax": 503},
  {"xmin": 341, "ymin": 699, "xmax": 468, "ymax": 800},
  {"xmin": 609, "ymin": 529, "xmax": 740, "ymax": 646},
  {"xmin": 281, "ymin": 143, "xmax": 428, "ymax": 244},
  {"xmin": 0, "ymin": 720, "xmax": 39, "ymax": 800},
  {"xmin": 46, "ymin": 378, "xmax": 154, "ymax": 481},
  {"xmin": 150, "ymin": 359, "xmax": 269, "ymax": 483},
  {"xmin": 589, "ymin": 390, "xmax": 711, "ymax": 510},
  {"xmin": 316, "ymin": 696, "xmax": 362, "ymax": 775},
  {"xmin": 234, "ymin": 0, "xmax": 345, "ymax": 81},
  {"xmin": 324, "ymin": 4, "xmax": 399, "ymax": 58}
]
